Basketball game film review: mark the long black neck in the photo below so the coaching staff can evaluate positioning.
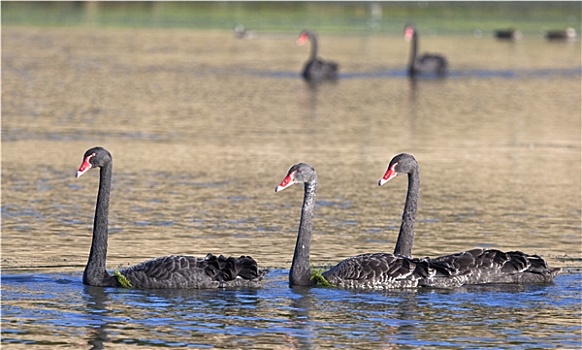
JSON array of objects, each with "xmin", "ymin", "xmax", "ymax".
[
  {"xmin": 289, "ymin": 177, "xmax": 317, "ymax": 287},
  {"xmin": 309, "ymin": 34, "xmax": 319, "ymax": 61},
  {"xmin": 393, "ymin": 166, "xmax": 419, "ymax": 257},
  {"xmin": 408, "ymin": 31, "xmax": 418, "ymax": 75},
  {"xmin": 83, "ymin": 162, "xmax": 116, "ymax": 286}
]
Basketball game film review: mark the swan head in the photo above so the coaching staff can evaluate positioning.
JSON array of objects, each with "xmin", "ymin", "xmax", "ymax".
[
  {"xmin": 378, "ymin": 153, "xmax": 418, "ymax": 186},
  {"xmin": 565, "ymin": 27, "xmax": 577, "ymax": 38},
  {"xmin": 297, "ymin": 30, "xmax": 314, "ymax": 46},
  {"xmin": 404, "ymin": 24, "xmax": 416, "ymax": 41},
  {"xmin": 76, "ymin": 147, "xmax": 112, "ymax": 178},
  {"xmin": 275, "ymin": 163, "xmax": 317, "ymax": 192}
]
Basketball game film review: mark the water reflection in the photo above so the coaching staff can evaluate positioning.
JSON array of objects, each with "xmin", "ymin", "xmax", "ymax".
[
  {"xmin": 288, "ymin": 287, "xmax": 316, "ymax": 349},
  {"xmin": 84, "ymin": 286, "xmax": 110, "ymax": 350},
  {"xmin": 299, "ymin": 82, "xmax": 322, "ymax": 121},
  {"xmin": 81, "ymin": 284, "xmax": 269, "ymax": 348},
  {"xmin": 2, "ymin": 271, "xmax": 581, "ymax": 348}
]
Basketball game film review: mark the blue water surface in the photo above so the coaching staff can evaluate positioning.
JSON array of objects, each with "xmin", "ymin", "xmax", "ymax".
[{"xmin": 2, "ymin": 269, "xmax": 581, "ymax": 349}]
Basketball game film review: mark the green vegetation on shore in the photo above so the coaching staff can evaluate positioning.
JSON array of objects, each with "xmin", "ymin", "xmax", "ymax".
[{"xmin": 2, "ymin": 1, "xmax": 580, "ymax": 36}]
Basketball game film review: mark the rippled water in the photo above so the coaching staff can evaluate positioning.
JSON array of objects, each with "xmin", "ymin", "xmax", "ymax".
[
  {"xmin": 2, "ymin": 271, "xmax": 581, "ymax": 349},
  {"xmin": 2, "ymin": 27, "xmax": 581, "ymax": 348}
]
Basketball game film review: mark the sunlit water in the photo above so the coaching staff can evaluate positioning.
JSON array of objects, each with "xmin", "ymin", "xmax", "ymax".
[{"xmin": 2, "ymin": 27, "xmax": 581, "ymax": 348}]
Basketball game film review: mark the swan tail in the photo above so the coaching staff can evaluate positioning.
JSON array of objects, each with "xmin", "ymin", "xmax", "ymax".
[
  {"xmin": 204, "ymin": 254, "xmax": 265, "ymax": 281},
  {"xmin": 234, "ymin": 255, "xmax": 266, "ymax": 280}
]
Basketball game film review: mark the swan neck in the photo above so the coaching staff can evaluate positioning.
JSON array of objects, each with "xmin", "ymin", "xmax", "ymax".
[
  {"xmin": 408, "ymin": 32, "xmax": 418, "ymax": 73},
  {"xmin": 393, "ymin": 167, "xmax": 419, "ymax": 257},
  {"xmin": 83, "ymin": 162, "xmax": 113, "ymax": 286},
  {"xmin": 309, "ymin": 35, "xmax": 318, "ymax": 60},
  {"xmin": 290, "ymin": 178, "xmax": 317, "ymax": 286}
]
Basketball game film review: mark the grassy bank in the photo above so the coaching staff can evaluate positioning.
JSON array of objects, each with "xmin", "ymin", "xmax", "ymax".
[{"xmin": 2, "ymin": 1, "xmax": 580, "ymax": 35}]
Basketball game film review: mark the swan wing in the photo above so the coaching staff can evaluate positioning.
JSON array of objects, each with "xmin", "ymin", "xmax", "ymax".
[
  {"xmin": 322, "ymin": 253, "xmax": 433, "ymax": 289},
  {"xmin": 120, "ymin": 254, "xmax": 264, "ymax": 289},
  {"xmin": 429, "ymin": 248, "xmax": 560, "ymax": 284}
]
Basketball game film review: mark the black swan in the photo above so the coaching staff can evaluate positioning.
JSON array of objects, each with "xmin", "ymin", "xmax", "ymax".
[
  {"xmin": 275, "ymin": 163, "xmax": 463, "ymax": 289},
  {"xmin": 494, "ymin": 28, "xmax": 523, "ymax": 41},
  {"xmin": 404, "ymin": 25, "xmax": 448, "ymax": 77},
  {"xmin": 76, "ymin": 147, "xmax": 265, "ymax": 289},
  {"xmin": 296, "ymin": 30, "xmax": 338, "ymax": 82},
  {"xmin": 545, "ymin": 27, "xmax": 577, "ymax": 41},
  {"xmin": 378, "ymin": 153, "xmax": 561, "ymax": 285}
]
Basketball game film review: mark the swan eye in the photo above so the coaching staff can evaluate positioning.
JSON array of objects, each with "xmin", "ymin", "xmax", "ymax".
[{"xmin": 85, "ymin": 153, "xmax": 97, "ymax": 166}]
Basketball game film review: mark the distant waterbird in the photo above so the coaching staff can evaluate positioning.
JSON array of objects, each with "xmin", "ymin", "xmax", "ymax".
[
  {"xmin": 296, "ymin": 30, "xmax": 339, "ymax": 82},
  {"xmin": 404, "ymin": 24, "xmax": 449, "ymax": 78},
  {"xmin": 545, "ymin": 27, "xmax": 577, "ymax": 41},
  {"xmin": 494, "ymin": 28, "xmax": 523, "ymax": 41}
]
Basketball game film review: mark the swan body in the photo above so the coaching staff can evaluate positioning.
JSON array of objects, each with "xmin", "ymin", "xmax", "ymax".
[
  {"xmin": 404, "ymin": 25, "xmax": 448, "ymax": 77},
  {"xmin": 379, "ymin": 153, "xmax": 560, "ymax": 285},
  {"xmin": 111, "ymin": 254, "xmax": 264, "ymax": 289},
  {"xmin": 494, "ymin": 28, "xmax": 523, "ymax": 41},
  {"xmin": 275, "ymin": 163, "xmax": 462, "ymax": 289},
  {"xmin": 546, "ymin": 27, "xmax": 577, "ymax": 41},
  {"xmin": 297, "ymin": 30, "xmax": 338, "ymax": 82},
  {"xmin": 321, "ymin": 253, "xmax": 458, "ymax": 289},
  {"xmin": 76, "ymin": 147, "xmax": 265, "ymax": 289}
]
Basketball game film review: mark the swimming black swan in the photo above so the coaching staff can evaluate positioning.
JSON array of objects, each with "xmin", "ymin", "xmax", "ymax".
[
  {"xmin": 378, "ymin": 153, "xmax": 560, "ymax": 284},
  {"xmin": 404, "ymin": 25, "xmax": 448, "ymax": 77},
  {"xmin": 545, "ymin": 27, "xmax": 577, "ymax": 41},
  {"xmin": 275, "ymin": 163, "xmax": 463, "ymax": 289},
  {"xmin": 76, "ymin": 147, "xmax": 265, "ymax": 289},
  {"xmin": 494, "ymin": 28, "xmax": 523, "ymax": 41},
  {"xmin": 296, "ymin": 30, "xmax": 338, "ymax": 82}
]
